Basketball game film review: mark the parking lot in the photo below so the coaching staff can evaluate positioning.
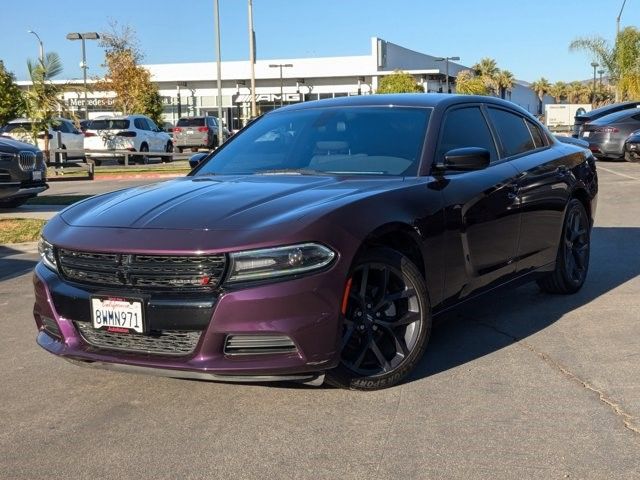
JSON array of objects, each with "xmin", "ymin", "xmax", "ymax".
[{"xmin": 1, "ymin": 161, "xmax": 639, "ymax": 479}]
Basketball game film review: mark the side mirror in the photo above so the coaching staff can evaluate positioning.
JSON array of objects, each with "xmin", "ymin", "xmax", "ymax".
[
  {"xmin": 443, "ymin": 147, "xmax": 490, "ymax": 171},
  {"xmin": 189, "ymin": 152, "xmax": 209, "ymax": 169}
]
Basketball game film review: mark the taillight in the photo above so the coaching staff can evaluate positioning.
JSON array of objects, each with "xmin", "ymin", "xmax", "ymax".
[
  {"xmin": 116, "ymin": 131, "xmax": 136, "ymax": 137},
  {"xmin": 174, "ymin": 127, "xmax": 182, "ymax": 133},
  {"xmin": 197, "ymin": 126, "xmax": 209, "ymax": 133},
  {"xmin": 595, "ymin": 126, "xmax": 619, "ymax": 133},
  {"xmin": 84, "ymin": 132, "xmax": 96, "ymax": 137}
]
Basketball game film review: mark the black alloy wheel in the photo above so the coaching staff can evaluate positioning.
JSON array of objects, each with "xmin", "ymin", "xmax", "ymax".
[
  {"xmin": 137, "ymin": 143, "xmax": 150, "ymax": 165},
  {"xmin": 163, "ymin": 141, "xmax": 174, "ymax": 163},
  {"xmin": 327, "ymin": 248, "xmax": 430, "ymax": 390},
  {"xmin": 538, "ymin": 198, "xmax": 590, "ymax": 294}
]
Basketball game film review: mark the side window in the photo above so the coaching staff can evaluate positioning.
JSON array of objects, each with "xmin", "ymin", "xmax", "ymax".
[
  {"xmin": 134, "ymin": 118, "xmax": 148, "ymax": 130},
  {"xmin": 437, "ymin": 106, "xmax": 498, "ymax": 163},
  {"xmin": 487, "ymin": 108, "xmax": 535, "ymax": 157},
  {"xmin": 525, "ymin": 119, "xmax": 546, "ymax": 149},
  {"xmin": 146, "ymin": 119, "xmax": 158, "ymax": 131}
]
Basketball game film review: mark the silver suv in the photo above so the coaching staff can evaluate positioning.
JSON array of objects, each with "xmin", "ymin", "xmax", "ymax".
[{"xmin": 173, "ymin": 116, "xmax": 227, "ymax": 152}]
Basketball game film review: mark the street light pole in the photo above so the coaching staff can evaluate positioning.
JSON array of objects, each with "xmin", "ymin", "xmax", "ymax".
[
  {"xmin": 617, "ymin": 0, "xmax": 628, "ymax": 37},
  {"xmin": 269, "ymin": 64, "xmax": 293, "ymax": 107},
  {"xmin": 66, "ymin": 32, "xmax": 100, "ymax": 120},
  {"xmin": 248, "ymin": 0, "xmax": 257, "ymax": 119},
  {"xmin": 591, "ymin": 61, "xmax": 599, "ymax": 104},
  {"xmin": 27, "ymin": 30, "xmax": 44, "ymax": 63},
  {"xmin": 435, "ymin": 56, "xmax": 460, "ymax": 93},
  {"xmin": 214, "ymin": 0, "xmax": 224, "ymax": 147}
]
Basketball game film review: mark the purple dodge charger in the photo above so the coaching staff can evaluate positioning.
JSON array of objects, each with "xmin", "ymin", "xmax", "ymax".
[{"xmin": 33, "ymin": 95, "xmax": 598, "ymax": 390}]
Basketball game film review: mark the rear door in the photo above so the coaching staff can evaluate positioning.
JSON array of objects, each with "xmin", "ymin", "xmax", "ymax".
[
  {"xmin": 437, "ymin": 105, "xmax": 522, "ymax": 303},
  {"xmin": 486, "ymin": 107, "xmax": 569, "ymax": 272}
]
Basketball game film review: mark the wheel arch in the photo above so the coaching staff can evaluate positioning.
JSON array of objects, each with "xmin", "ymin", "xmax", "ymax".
[{"xmin": 571, "ymin": 187, "xmax": 592, "ymax": 223}]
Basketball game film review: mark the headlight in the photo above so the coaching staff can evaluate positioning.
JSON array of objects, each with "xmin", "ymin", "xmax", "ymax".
[
  {"xmin": 226, "ymin": 243, "xmax": 336, "ymax": 283},
  {"xmin": 38, "ymin": 237, "xmax": 58, "ymax": 272}
]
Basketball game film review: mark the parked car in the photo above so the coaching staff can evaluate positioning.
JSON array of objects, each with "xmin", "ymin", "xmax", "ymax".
[
  {"xmin": 623, "ymin": 130, "xmax": 640, "ymax": 162},
  {"xmin": 580, "ymin": 108, "xmax": 640, "ymax": 159},
  {"xmin": 572, "ymin": 101, "xmax": 640, "ymax": 138},
  {"xmin": 0, "ymin": 136, "xmax": 48, "ymax": 208},
  {"xmin": 173, "ymin": 116, "xmax": 227, "ymax": 152},
  {"xmin": 1, "ymin": 118, "xmax": 85, "ymax": 161},
  {"xmin": 33, "ymin": 94, "xmax": 597, "ymax": 390},
  {"xmin": 84, "ymin": 115, "xmax": 173, "ymax": 165}
]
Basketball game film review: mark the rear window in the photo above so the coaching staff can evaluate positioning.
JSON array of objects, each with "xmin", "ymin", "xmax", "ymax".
[
  {"xmin": 177, "ymin": 118, "xmax": 205, "ymax": 127},
  {"xmin": 88, "ymin": 119, "xmax": 130, "ymax": 130},
  {"xmin": 3, "ymin": 122, "xmax": 32, "ymax": 133}
]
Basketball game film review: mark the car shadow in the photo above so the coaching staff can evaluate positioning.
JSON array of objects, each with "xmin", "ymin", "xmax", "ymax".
[
  {"xmin": 0, "ymin": 246, "xmax": 38, "ymax": 282},
  {"xmin": 408, "ymin": 226, "xmax": 640, "ymax": 383}
]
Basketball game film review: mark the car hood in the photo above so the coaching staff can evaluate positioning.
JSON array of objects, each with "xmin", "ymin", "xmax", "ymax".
[
  {"xmin": 0, "ymin": 136, "xmax": 40, "ymax": 153},
  {"xmin": 60, "ymin": 175, "xmax": 410, "ymax": 231}
]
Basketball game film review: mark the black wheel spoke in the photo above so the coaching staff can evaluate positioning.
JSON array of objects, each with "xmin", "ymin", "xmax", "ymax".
[
  {"xmin": 359, "ymin": 265, "xmax": 369, "ymax": 301},
  {"xmin": 353, "ymin": 335, "xmax": 372, "ymax": 368},
  {"xmin": 370, "ymin": 340, "xmax": 391, "ymax": 372}
]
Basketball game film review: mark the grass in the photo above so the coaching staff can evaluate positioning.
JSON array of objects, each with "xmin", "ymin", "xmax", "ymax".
[
  {"xmin": 26, "ymin": 195, "xmax": 92, "ymax": 206},
  {"xmin": 0, "ymin": 219, "xmax": 47, "ymax": 244}
]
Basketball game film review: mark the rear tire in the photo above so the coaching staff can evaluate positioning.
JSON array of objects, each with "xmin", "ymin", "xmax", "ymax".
[
  {"xmin": 136, "ymin": 144, "xmax": 150, "ymax": 164},
  {"xmin": 326, "ymin": 247, "xmax": 431, "ymax": 390},
  {"xmin": 537, "ymin": 198, "xmax": 590, "ymax": 294}
]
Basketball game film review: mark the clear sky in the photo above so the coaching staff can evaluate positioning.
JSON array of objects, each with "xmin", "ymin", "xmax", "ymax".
[{"xmin": 2, "ymin": 0, "xmax": 637, "ymax": 83}]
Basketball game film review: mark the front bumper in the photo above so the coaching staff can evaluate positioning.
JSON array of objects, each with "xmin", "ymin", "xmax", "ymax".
[{"xmin": 32, "ymin": 260, "xmax": 344, "ymax": 381}]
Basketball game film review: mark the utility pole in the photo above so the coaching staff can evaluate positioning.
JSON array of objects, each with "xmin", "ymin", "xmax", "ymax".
[
  {"xmin": 591, "ymin": 62, "xmax": 599, "ymax": 104},
  {"xmin": 248, "ymin": 0, "xmax": 257, "ymax": 119},
  {"xmin": 214, "ymin": 0, "xmax": 224, "ymax": 147}
]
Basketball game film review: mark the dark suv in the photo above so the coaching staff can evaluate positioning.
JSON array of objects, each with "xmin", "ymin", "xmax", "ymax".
[{"xmin": 0, "ymin": 136, "xmax": 48, "ymax": 208}]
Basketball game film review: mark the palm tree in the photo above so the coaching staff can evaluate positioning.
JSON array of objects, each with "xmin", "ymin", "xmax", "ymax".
[
  {"xmin": 566, "ymin": 81, "xmax": 590, "ymax": 103},
  {"xmin": 570, "ymin": 26, "xmax": 640, "ymax": 101},
  {"xmin": 530, "ymin": 77, "xmax": 551, "ymax": 114},
  {"xmin": 472, "ymin": 58, "xmax": 499, "ymax": 95},
  {"xmin": 455, "ymin": 70, "xmax": 489, "ymax": 95},
  {"xmin": 495, "ymin": 70, "xmax": 515, "ymax": 99},
  {"xmin": 23, "ymin": 52, "xmax": 65, "ymax": 158},
  {"xmin": 549, "ymin": 81, "xmax": 568, "ymax": 103}
]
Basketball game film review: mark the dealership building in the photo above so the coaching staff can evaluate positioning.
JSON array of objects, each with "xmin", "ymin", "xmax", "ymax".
[{"xmin": 25, "ymin": 37, "xmax": 549, "ymax": 130}]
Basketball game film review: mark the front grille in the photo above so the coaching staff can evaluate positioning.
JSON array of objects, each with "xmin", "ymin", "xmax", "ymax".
[
  {"xmin": 75, "ymin": 322, "xmax": 201, "ymax": 356},
  {"xmin": 58, "ymin": 249, "xmax": 226, "ymax": 291},
  {"xmin": 18, "ymin": 151, "xmax": 36, "ymax": 171},
  {"xmin": 224, "ymin": 334, "xmax": 297, "ymax": 355}
]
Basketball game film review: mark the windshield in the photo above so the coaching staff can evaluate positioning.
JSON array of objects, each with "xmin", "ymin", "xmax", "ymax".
[
  {"xmin": 195, "ymin": 106, "xmax": 430, "ymax": 176},
  {"xmin": 88, "ymin": 119, "xmax": 130, "ymax": 130}
]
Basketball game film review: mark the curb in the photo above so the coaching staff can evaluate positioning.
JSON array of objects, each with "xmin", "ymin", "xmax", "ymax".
[{"xmin": 93, "ymin": 173, "xmax": 185, "ymax": 181}]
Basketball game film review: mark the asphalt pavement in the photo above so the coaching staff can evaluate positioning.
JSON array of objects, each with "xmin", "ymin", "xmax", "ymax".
[{"xmin": 0, "ymin": 162, "xmax": 639, "ymax": 479}]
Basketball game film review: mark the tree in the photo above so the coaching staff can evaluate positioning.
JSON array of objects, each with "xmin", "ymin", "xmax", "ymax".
[
  {"xmin": 454, "ymin": 70, "xmax": 489, "ymax": 95},
  {"xmin": 566, "ymin": 81, "xmax": 590, "ymax": 103},
  {"xmin": 570, "ymin": 26, "xmax": 640, "ymax": 101},
  {"xmin": 530, "ymin": 77, "xmax": 551, "ymax": 114},
  {"xmin": 376, "ymin": 71, "xmax": 424, "ymax": 94},
  {"xmin": 96, "ymin": 22, "xmax": 164, "ymax": 125},
  {"xmin": 0, "ymin": 61, "xmax": 25, "ymax": 126},
  {"xmin": 549, "ymin": 81, "xmax": 568, "ymax": 103},
  {"xmin": 23, "ymin": 52, "xmax": 66, "ymax": 157},
  {"xmin": 495, "ymin": 70, "xmax": 515, "ymax": 99},
  {"xmin": 472, "ymin": 58, "xmax": 500, "ymax": 95}
]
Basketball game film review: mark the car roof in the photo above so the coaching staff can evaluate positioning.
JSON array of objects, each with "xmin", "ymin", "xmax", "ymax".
[
  {"xmin": 578, "ymin": 101, "xmax": 640, "ymax": 120},
  {"xmin": 589, "ymin": 108, "xmax": 640, "ymax": 125},
  {"xmin": 276, "ymin": 93, "xmax": 533, "ymax": 117}
]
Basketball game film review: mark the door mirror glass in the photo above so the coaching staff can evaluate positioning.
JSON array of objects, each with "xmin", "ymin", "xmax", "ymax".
[
  {"xmin": 444, "ymin": 147, "xmax": 490, "ymax": 171},
  {"xmin": 189, "ymin": 152, "xmax": 209, "ymax": 169}
]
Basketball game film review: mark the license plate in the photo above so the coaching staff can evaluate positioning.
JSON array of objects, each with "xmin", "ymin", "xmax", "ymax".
[
  {"xmin": 186, "ymin": 130, "xmax": 194, "ymax": 135},
  {"xmin": 91, "ymin": 297, "xmax": 144, "ymax": 333},
  {"xmin": 582, "ymin": 131, "xmax": 590, "ymax": 138},
  {"xmin": 32, "ymin": 170, "xmax": 42, "ymax": 181}
]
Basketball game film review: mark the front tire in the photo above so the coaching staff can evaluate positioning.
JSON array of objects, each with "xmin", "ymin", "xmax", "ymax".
[
  {"xmin": 327, "ymin": 248, "xmax": 431, "ymax": 390},
  {"xmin": 537, "ymin": 198, "xmax": 590, "ymax": 294},
  {"xmin": 163, "ymin": 141, "xmax": 174, "ymax": 163}
]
